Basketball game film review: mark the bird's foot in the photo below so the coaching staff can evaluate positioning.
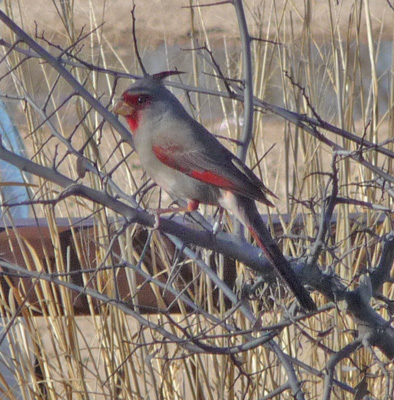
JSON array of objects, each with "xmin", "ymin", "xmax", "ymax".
[{"xmin": 148, "ymin": 200, "xmax": 200, "ymax": 229}]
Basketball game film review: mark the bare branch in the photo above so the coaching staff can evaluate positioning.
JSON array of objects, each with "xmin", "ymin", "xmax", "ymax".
[
  {"xmin": 0, "ymin": 138, "xmax": 325, "ymax": 296},
  {"xmin": 322, "ymin": 340, "xmax": 361, "ymax": 400},
  {"xmin": 233, "ymin": 0, "xmax": 254, "ymax": 163},
  {"xmin": 0, "ymin": 4, "xmax": 393, "ymax": 399},
  {"xmin": 183, "ymin": 44, "xmax": 235, "ymax": 97},
  {"xmin": 370, "ymin": 232, "xmax": 394, "ymax": 292},
  {"xmin": 0, "ymin": 11, "xmax": 134, "ymax": 148},
  {"xmin": 307, "ymin": 153, "xmax": 339, "ymax": 268},
  {"xmin": 345, "ymin": 277, "xmax": 394, "ymax": 359},
  {"xmin": 269, "ymin": 341, "xmax": 305, "ymax": 400},
  {"xmin": 181, "ymin": 1, "xmax": 232, "ymax": 8},
  {"xmin": 0, "ymin": 259, "xmax": 206, "ymax": 354},
  {"xmin": 387, "ymin": 0, "xmax": 394, "ymax": 11},
  {"xmin": 2, "ymin": 33, "xmax": 394, "ymax": 168},
  {"xmin": 130, "ymin": 5, "xmax": 147, "ymax": 76}
]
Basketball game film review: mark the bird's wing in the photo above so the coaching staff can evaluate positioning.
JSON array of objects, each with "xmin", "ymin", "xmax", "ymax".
[{"xmin": 152, "ymin": 143, "xmax": 275, "ymax": 206}]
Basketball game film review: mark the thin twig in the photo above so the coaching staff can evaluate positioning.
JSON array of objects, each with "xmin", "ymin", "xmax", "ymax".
[
  {"xmin": 0, "ymin": 11, "xmax": 134, "ymax": 148},
  {"xmin": 322, "ymin": 340, "xmax": 361, "ymax": 400},
  {"xmin": 130, "ymin": 5, "xmax": 147, "ymax": 76},
  {"xmin": 370, "ymin": 231, "xmax": 394, "ymax": 292},
  {"xmin": 182, "ymin": 1, "xmax": 232, "ymax": 8},
  {"xmin": 2, "ymin": 36, "xmax": 394, "ymax": 164},
  {"xmin": 307, "ymin": 153, "xmax": 339, "ymax": 268},
  {"xmin": 233, "ymin": 0, "xmax": 254, "ymax": 162}
]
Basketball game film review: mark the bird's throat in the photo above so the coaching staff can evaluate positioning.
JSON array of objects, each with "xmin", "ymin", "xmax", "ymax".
[{"xmin": 125, "ymin": 113, "xmax": 140, "ymax": 133}]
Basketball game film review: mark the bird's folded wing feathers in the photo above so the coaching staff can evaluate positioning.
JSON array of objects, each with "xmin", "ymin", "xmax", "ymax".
[{"xmin": 152, "ymin": 144, "xmax": 275, "ymax": 204}]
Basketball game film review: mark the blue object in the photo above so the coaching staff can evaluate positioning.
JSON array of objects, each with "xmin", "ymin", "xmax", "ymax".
[{"xmin": 0, "ymin": 100, "xmax": 30, "ymax": 218}]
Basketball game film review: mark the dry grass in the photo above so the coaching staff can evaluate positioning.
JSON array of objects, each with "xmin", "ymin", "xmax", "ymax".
[{"xmin": 0, "ymin": 0, "xmax": 393, "ymax": 399}]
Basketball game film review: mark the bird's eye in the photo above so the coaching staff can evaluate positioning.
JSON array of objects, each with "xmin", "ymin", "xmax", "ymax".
[{"xmin": 137, "ymin": 96, "xmax": 145, "ymax": 104}]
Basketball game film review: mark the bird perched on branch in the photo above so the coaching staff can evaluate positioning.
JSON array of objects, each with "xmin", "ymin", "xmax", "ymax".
[{"xmin": 113, "ymin": 71, "xmax": 316, "ymax": 311}]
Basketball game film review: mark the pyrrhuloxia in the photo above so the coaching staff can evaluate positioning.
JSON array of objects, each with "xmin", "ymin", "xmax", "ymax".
[{"xmin": 113, "ymin": 71, "xmax": 316, "ymax": 311}]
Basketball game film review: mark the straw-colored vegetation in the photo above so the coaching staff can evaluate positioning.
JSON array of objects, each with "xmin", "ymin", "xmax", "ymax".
[{"xmin": 0, "ymin": 0, "xmax": 393, "ymax": 399}]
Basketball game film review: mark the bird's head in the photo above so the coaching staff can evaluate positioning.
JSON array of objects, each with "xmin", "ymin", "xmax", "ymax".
[{"xmin": 113, "ymin": 71, "xmax": 183, "ymax": 133}]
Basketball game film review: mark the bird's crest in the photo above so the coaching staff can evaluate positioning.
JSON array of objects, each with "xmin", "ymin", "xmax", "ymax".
[{"xmin": 151, "ymin": 70, "xmax": 184, "ymax": 82}]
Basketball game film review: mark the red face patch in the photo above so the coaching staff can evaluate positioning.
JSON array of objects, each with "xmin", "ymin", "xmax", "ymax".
[
  {"xmin": 121, "ymin": 92, "xmax": 152, "ymax": 132},
  {"xmin": 122, "ymin": 92, "xmax": 152, "ymax": 108}
]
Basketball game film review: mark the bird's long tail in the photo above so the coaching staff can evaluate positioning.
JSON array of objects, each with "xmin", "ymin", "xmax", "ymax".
[{"xmin": 228, "ymin": 195, "xmax": 316, "ymax": 311}]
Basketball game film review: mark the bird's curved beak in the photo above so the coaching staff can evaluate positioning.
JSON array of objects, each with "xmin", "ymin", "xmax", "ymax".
[{"xmin": 113, "ymin": 99, "xmax": 134, "ymax": 116}]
